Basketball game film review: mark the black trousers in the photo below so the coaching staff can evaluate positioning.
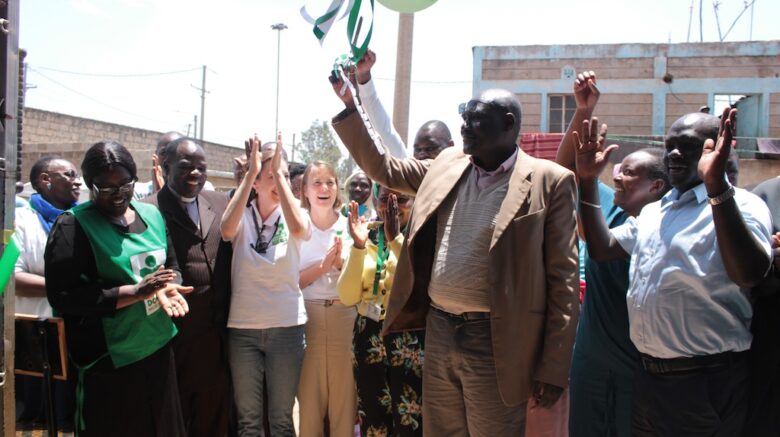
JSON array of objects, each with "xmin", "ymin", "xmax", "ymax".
[{"xmin": 631, "ymin": 353, "xmax": 748, "ymax": 437}]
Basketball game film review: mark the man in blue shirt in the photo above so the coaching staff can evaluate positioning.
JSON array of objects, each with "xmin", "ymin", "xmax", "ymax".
[
  {"xmin": 556, "ymin": 72, "xmax": 670, "ymax": 437},
  {"xmin": 576, "ymin": 107, "xmax": 773, "ymax": 436}
]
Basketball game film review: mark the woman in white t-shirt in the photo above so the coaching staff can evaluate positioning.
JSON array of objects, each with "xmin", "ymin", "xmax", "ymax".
[
  {"xmin": 220, "ymin": 135, "xmax": 311, "ymax": 437},
  {"xmin": 295, "ymin": 161, "xmax": 357, "ymax": 436}
]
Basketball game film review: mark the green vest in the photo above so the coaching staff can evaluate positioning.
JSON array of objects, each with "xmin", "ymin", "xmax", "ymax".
[{"xmin": 70, "ymin": 200, "xmax": 177, "ymax": 368}]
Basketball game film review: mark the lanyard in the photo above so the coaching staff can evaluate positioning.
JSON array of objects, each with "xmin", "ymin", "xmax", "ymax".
[{"xmin": 371, "ymin": 227, "xmax": 388, "ymax": 296}]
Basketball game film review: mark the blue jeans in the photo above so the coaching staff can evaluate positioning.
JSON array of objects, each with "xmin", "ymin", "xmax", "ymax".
[{"xmin": 228, "ymin": 326, "xmax": 305, "ymax": 437}]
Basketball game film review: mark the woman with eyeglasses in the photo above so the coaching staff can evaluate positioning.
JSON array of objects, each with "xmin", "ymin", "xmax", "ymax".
[
  {"xmin": 220, "ymin": 135, "xmax": 311, "ymax": 436},
  {"xmin": 45, "ymin": 141, "xmax": 193, "ymax": 437},
  {"xmin": 15, "ymin": 156, "xmax": 81, "ymax": 431},
  {"xmin": 337, "ymin": 185, "xmax": 424, "ymax": 437}
]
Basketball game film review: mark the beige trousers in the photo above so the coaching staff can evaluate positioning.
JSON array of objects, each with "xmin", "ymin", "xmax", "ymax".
[{"xmin": 298, "ymin": 300, "xmax": 358, "ymax": 437}]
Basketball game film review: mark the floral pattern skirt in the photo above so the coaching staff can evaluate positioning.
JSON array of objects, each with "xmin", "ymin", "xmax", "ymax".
[{"xmin": 353, "ymin": 315, "xmax": 425, "ymax": 437}]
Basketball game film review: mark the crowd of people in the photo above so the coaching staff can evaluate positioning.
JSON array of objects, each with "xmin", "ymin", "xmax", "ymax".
[{"xmin": 10, "ymin": 51, "xmax": 780, "ymax": 437}]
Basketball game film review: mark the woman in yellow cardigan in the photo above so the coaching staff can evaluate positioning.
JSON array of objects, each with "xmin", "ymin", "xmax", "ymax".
[{"xmin": 338, "ymin": 185, "xmax": 423, "ymax": 437}]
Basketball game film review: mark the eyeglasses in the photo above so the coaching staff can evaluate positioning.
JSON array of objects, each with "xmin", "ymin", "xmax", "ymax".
[
  {"xmin": 92, "ymin": 180, "xmax": 136, "ymax": 197},
  {"xmin": 459, "ymin": 99, "xmax": 505, "ymax": 116}
]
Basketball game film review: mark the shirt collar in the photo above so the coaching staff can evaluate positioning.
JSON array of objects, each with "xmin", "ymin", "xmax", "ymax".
[
  {"xmin": 469, "ymin": 146, "xmax": 519, "ymax": 177},
  {"xmin": 663, "ymin": 182, "xmax": 708, "ymax": 206},
  {"xmin": 168, "ymin": 185, "xmax": 197, "ymax": 204}
]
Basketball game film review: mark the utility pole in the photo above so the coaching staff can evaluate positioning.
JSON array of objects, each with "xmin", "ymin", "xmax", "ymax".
[
  {"xmin": 193, "ymin": 115, "xmax": 198, "ymax": 141},
  {"xmin": 271, "ymin": 23, "xmax": 287, "ymax": 137},
  {"xmin": 191, "ymin": 67, "xmax": 208, "ymax": 144},
  {"xmin": 393, "ymin": 13, "xmax": 414, "ymax": 144},
  {"xmin": 699, "ymin": 0, "xmax": 704, "ymax": 42},
  {"xmin": 199, "ymin": 66, "xmax": 206, "ymax": 143},
  {"xmin": 291, "ymin": 133, "xmax": 296, "ymax": 162}
]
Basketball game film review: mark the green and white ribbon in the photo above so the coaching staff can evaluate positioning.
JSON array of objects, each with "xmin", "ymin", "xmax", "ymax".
[
  {"xmin": 346, "ymin": 0, "xmax": 374, "ymax": 62},
  {"xmin": 336, "ymin": 62, "xmax": 386, "ymax": 156},
  {"xmin": 300, "ymin": 0, "xmax": 354, "ymax": 45},
  {"xmin": 301, "ymin": 0, "xmax": 374, "ymax": 62}
]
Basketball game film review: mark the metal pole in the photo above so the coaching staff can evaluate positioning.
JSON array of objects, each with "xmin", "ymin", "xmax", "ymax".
[
  {"xmin": 0, "ymin": 1, "xmax": 20, "ymax": 434},
  {"xmin": 699, "ymin": 0, "xmax": 704, "ymax": 42},
  {"xmin": 291, "ymin": 133, "xmax": 296, "ymax": 162},
  {"xmin": 271, "ymin": 23, "xmax": 287, "ymax": 137},
  {"xmin": 193, "ymin": 115, "xmax": 198, "ymax": 140},
  {"xmin": 200, "ymin": 65, "xmax": 206, "ymax": 143}
]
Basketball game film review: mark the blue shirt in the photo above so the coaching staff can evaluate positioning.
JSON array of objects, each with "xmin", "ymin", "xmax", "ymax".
[
  {"xmin": 612, "ymin": 183, "xmax": 773, "ymax": 358},
  {"xmin": 573, "ymin": 182, "xmax": 637, "ymax": 376}
]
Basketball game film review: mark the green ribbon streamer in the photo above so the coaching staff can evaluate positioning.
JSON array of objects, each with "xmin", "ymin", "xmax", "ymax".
[
  {"xmin": 371, "ymin": 227, "xmax": 387, "ymax": 296},
  {"xmin": 73, "ymin": 353, "xmax": 109, "ymax": 436},
  {"xmin": 0, "ymin": 235, "xmax": 20, "ymax": 296},
  {"xmin": 347, "ymin": 0, "xmax": 374, "ymax": 62},
  {"xmin": 312, "ymin": 3, "xmax": 341, "ymax": 40}
]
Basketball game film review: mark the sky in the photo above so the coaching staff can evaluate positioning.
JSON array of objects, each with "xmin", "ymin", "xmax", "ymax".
[{"xmin": 18, "ymin": 0, "xmax": 780, "ymax": 154}]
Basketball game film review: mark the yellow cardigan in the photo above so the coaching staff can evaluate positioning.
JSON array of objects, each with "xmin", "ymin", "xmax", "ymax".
[{"xmin": 337, "ymin": 234, "xmax": 404, "ymax": 320}]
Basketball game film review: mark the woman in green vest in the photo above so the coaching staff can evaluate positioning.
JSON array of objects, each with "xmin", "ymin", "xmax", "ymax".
[{"xmin": 45, "ymin": 141, "xmax": 193, "ymax": 437}]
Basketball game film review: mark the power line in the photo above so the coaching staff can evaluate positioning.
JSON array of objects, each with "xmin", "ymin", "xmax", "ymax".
[
  {"xmin": 35, "ymin": 65, "xmax": 201, "ymax": 78},
  {"xmin": 373, "ymin": 76, "xmax": 471, "ymax": 84},
  {"xmin": 28, "ymin": 67, "xmax": 179, "ymax": 127}
]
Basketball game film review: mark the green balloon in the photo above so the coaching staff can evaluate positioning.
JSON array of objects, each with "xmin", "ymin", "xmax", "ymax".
[{"xmin": 377, "ymin": 0, "xmax": 437, "ymax": 13}]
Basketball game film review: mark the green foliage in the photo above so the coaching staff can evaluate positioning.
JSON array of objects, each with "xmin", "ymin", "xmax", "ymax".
[
  {"xmin": 297, "ymin": 120, "xmax": 343, "ymax": 169},
  {"xmin": 295, "ymin": 119, "xmax": 356, "ymax": 186}
]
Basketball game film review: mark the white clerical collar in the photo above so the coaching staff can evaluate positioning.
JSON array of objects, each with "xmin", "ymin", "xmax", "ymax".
[{"xmin": 169, "ymin": 186, "xmax": 197, "ymax": 204}]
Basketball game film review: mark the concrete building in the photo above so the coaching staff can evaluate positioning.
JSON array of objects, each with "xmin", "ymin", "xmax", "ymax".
[
  {"xmin": 473, "ymin": 41, "xmax": 780, "ymax": 187},
  {"xmin": 21, "ymin": 108, "xmax": 240, "ymax": 190},
  {"xmin": 473, "ymin": 41, "xmax": 780, "ymax": 138}
]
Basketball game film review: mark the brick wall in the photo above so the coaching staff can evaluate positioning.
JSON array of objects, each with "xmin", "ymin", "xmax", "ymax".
[{"xmin": 22, "ymin": 108, "xmax": 241, "ymax": 190}]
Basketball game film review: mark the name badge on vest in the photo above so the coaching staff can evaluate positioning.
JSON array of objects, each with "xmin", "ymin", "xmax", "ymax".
[
  {"xmin": 366, "ymin": 302, "xmax": 383, "ymax": 322},
  {"xmin": 129, "ymin": 249, "xmax": 167, "ymax": 316}
]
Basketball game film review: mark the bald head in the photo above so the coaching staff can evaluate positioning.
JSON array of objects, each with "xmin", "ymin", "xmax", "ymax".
[
  {"xmin": 460, "ymin": 88, "xmax": 522, "ymax": 170},
  {"xmin": 413, "ymin": 120, "xmax": 453, "ymax": 160},
  {"xmin": 479, "ymin": 89, "xmax": 522, "ymax": 138}
]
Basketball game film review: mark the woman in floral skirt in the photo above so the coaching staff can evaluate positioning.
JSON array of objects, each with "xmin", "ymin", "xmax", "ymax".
[{"xmin": 337, "ymin": 185, "xmax": 424, "ymax": 437}]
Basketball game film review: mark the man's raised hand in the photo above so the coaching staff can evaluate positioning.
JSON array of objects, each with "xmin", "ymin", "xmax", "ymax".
[
  {"xmin": 574, "ymin": 71, "xmax": 600, "ymax": 113},
  {"xmin": 699, "ymin": 107, "xmax": 737, "ymax": 195},
  {"xmin": 574, "ymin": 117, "xmax": 617, "ymax": 182},
  {"xmin": 356, "ymin": 49, "xmax": 376, "ymax": 85}
]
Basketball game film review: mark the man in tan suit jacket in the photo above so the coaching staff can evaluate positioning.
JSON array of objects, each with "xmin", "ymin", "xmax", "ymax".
[{"xmin": 332, "ymin": 87, "xmax": 579, "ymax": 436}]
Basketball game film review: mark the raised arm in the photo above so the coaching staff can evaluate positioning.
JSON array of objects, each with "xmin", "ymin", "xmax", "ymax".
[
  {"xmin": 356, "ymin": 50, "xmax": 408, "ymax": 159},
  {"xmin": 699, "ymin": 108, "xmax": 772, "ymax": 287},
  {"xmin": 330, "ymin": 78, "xmax": 428, "ymax": 196},
  {"xmin": 272, "ymin": 133, "xmax": 310, "ymax": 241},
  {"xmin": 575, "ymin": 118, "xmax": 629, "ymax": 261},
  {"xmin": 221, "ymin": 137, "xmax": 259, "ymax": 241},
  {"xmin": 556, "ymin": 71, "xmax": 600, "ymax": 172}
]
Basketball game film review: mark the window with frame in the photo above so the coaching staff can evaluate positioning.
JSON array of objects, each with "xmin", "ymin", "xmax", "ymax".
[{"xmin": 549, "ymin": 95, "xmax": 576, "ymax": 133}]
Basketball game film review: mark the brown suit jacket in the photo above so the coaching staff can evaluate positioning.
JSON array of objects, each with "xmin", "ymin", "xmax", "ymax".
[
  {"xmin": 144, "ymin": 185, "xmax": 232, "ymax": 392},
  {"xmin": 333, "ymin": 110, "xmax": 580, "ymax": 406}
]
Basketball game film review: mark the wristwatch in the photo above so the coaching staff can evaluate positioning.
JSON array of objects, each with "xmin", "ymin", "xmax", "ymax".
[{"xmin": 708, "ymin": 184, "xmax": 736, "ymax": 206}]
